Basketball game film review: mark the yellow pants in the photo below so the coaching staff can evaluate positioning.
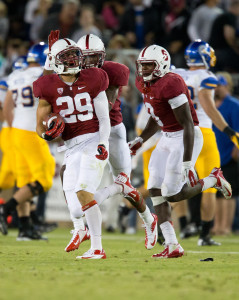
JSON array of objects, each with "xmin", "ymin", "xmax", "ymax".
[
  {"xmin": 143, "ymin": 146, "xmax": 156, "ymax": 189},
  {"xmin": 12, "ymin": 128, "xmax": 55, "ymax": 191},
  {"xmin": 195, "ymin": 127, "xmax": 220, "ymax": 193},
  {"xmin": 0, "ymin": 127, "xmax": 16, "ymax": 189}
]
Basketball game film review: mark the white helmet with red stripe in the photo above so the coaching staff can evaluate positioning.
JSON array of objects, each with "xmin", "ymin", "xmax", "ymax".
[
  {"xmin": 136, "ymin": 45, "xmax": 171, "ymax": 81},
  {"xmin": 77, "ymin": 34, "xmax": 105, "ymax": 68},
  {"xmin": 49, "ymin": 38, "xmax": 82, "ymax": 74}
]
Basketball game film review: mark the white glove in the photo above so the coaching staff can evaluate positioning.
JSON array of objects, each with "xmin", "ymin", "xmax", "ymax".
[
  {"xmin": 182, "ymin": 161, "xmax": 198, "ymax": 187},
  {"xmin": 128, "ymin": 137, "xmax": 143, "ymax": 155}
]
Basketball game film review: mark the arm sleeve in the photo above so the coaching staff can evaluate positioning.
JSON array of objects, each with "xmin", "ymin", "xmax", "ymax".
[
  {"xmin": 93, "ymin": 91, "xmax": 111, "ymax": 147},
  {"xmin": 168, "ymin": 94, "xmax": 188, "ymax": 109}
]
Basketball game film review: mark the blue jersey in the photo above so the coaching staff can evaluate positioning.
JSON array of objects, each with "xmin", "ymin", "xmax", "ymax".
[{"xmin": 213, "ymin": 95, "xmax": 239, "ymax": 166}]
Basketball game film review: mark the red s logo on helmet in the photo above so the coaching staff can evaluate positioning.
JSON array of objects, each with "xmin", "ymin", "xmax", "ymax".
[{"xmin": 161, "ymin": 49, "xmax": 168, "ymax": 61}]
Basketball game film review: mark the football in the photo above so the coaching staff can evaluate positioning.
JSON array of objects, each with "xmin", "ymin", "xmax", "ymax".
[{"xmin": 43, "ymin": 112, "xmax": 65, "ymax": 130}]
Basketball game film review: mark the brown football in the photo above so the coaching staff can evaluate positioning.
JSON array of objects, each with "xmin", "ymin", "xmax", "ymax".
[{"xmin": 43, "ymin": 113, "xmax": 65, "ymax": 130}]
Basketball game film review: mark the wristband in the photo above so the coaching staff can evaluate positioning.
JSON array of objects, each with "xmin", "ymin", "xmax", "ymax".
[
  {"xmin": 223, "ymin": 126, "xmax": 235, "ymax": 137},
  {"xmin": 182, "ymin": 161, "xmax": 192, "ymax": 168}
]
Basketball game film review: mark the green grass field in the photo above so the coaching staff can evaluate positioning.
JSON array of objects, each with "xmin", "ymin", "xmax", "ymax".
[{"xmin": 0, "ymin": 228, "xmax": 239, "ymax": 300}]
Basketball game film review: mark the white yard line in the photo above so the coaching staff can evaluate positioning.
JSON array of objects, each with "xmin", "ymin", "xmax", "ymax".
[{"xmin": 187, "ymin": 251, "xmax": 239, "ymax": 255}]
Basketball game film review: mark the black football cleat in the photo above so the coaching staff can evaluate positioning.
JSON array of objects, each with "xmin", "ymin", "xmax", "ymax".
[
  {"xmin": 198, "ymin": 235, "xmax": 221, "ymax": 246},
  {"xmin": 16, "ymin": 229, "xmax": 48, "ymax": 241}
]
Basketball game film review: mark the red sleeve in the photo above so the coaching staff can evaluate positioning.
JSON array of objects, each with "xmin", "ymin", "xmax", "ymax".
[
  {"xmin": 160, "ymin": 73, "xmax": 186, "ymax": 100},
  {"xmin": 81, "ymin": 68, "xmax": 109, "ymax": 99},
  {"xmin": 33, "ymin": 77, "xmax": 44, "ymax": 99},
  {"xmin": 33, "ymin": 74, "xmax": 58, "ymax": 105},
  {"xmin": 102, "ymin": 61, "xmax": 129, "ymax": 86}
]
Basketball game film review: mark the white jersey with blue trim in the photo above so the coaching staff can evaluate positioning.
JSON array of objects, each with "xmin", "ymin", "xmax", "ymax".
[
  {"xmin": 7, "ymin": 66, "xmax": 43, "ymax": 132},
  {"xmin": 173, "ymin": 68, "xmax": 218, "ymax": 128},
  {"xmin": 0, "ymin": 77, "xmax": 8, "ymax": 128}
]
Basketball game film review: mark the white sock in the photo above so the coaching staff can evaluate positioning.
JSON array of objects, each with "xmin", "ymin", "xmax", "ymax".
[
  {"xmin": 94, "ymin": 183, "xmax": 123, "ymax": 206},
  {"xmin": 201, "ymin": 176, "xmax": 217, "ymax": 192},
  {"xmin": 84, "ymin": 204, "xmax": 102, "ymax": 250},
  {"xmin": 71, "ymin": 215, "xmax": 85, "ymax": 231},
  {"xmin": 138, "ymin": 206, "xmax": 154, "ymax": 225},
  {"xmin": 160, "ymin": 221, "xmax": 178, "ymax": 245}
]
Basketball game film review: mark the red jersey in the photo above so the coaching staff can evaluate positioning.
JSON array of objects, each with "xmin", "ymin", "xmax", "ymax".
[
  {"xmin": 135, "ymin": 72, "xmax": 199, "ymax": 132},
  {"xmin": 102, "ymin": 61, "xmax": 129, "ymax": 126},
  {"xmin": 33, "ymin": 68, "xmax": 109, "ymax": 141}
]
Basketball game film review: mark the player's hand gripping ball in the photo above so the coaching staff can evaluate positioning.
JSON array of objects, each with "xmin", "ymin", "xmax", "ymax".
[{"xmin": 42, "ymin": 113, "xmax": 65, "ymax": 141}]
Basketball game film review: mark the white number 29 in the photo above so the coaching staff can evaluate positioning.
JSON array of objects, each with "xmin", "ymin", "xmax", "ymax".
[{"xmin": 56, "ymin": 92, "xmax": 93, "ymax": 123}]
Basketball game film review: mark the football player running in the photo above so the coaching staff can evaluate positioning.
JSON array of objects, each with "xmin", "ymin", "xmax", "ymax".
[
  {"xmin": 0, "ymin": 43, "xmax": 55, "ymax": 240},
  {"xmin": 34, "ymin": 38, "xmax": 111, "ymax": 260},
  {"xmin": 61, "ymin": 34, "xmax": 157, "ymax": 253},
  {"xmin": 174, "ymin": 40, "xmax": 239, "ymax": 246},
  {"xmin": 119, "ymin": 44, "xmax": 232, "ymax": 258}
]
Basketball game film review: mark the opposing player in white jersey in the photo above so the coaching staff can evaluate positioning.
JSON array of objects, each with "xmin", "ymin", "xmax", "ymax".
[
  {"xmin": 0, "ymin": 43, "xmax": 55, "ymax": 240},
  {"xmin": 61, "ymin": 34, "xmax": 157, "ymax": 252},
  {"xmin": 0, "ymin": 77, "xmax": 16, "ymax": 193},
  {"xmin": 174, "ymin": 40, "xmax": 239, "ymax": 246}
]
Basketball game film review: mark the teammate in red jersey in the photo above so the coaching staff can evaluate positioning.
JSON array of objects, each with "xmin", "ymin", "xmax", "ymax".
[
  {"xmin": 117, "ymin": 44, "xmax": 232, "ymax": 258},
  {"xmin": 34, "ymin": 38, "xmax": 111, "ymax": 260},
  {"xmin": 63, "ymin": 34, "xmax": 158, "ymax": 253}
]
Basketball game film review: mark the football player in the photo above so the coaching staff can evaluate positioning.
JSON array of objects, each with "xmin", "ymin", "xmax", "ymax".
[
  {"xmin": 0, "ymin": 43, "xmax": 55, "ymax": 240},
  {"xmin": 174, "ymin": 40, "xmax": 239, "ymax": 246},
  {"xmin": 0, "ymin": 56, "xmax": 28, "ymax": 193},
  {"xmin": 117, "ymin": 44, "xmax": 232, "ymax": 258},
  {"xmin": 34, "ymin": 38, "xmax": 111, "ymax": 260},
  {"xmin": 61, "ymin": 34, "xmax": 157, "ymax": 253}
]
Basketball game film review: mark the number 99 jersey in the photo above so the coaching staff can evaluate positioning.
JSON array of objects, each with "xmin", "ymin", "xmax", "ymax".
[
  {"xmin": 33, "ymin": 67, "xmax": 109, "ymax": 141},
  {"xmin": 174, "ymin": 68, "xmax": 218, "ymax": 129},
  {"xmin": 7, "ymin": 66, "xmax": 43, "ymax": 132}
]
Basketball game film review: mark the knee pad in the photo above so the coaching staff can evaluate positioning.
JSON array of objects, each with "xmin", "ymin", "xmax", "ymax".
[
  {"xmin": 151, "ymin": 196, "xmax": 166, "ymax": 206},
  {"xmin": 27, "ymin": 181, "xmax": 44, "ymax": 196}
]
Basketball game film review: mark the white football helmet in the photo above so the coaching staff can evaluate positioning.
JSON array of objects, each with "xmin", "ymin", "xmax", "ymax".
[
  {"xmin": 136, "ymin": 45, "xmax": 171, "ymax": 81},
  {"xmin": 49, "ymin": 38, "xmax": 82, "ymax": 74},
  {"xmin": 77, "ymin": 34, "xmax": 106, "ymax": 68}
]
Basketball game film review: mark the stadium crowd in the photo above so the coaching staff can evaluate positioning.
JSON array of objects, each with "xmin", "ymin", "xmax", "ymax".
[{"xmin": 0, "ymin": 0, "xmax": 239, "ymax": 259}]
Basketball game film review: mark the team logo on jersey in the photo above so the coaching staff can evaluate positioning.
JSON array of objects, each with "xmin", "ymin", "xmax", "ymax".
[{"xmin": 57, "ymin": 88, "xmax": 63, "ymax": 95}]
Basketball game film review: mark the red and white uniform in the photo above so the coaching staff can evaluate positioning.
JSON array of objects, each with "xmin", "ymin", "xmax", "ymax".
[
  {"xmin": 135, "ymin": 72, "xmax": 203, "ymax": 196},
  {"xmin": 33, "ymin": 67, "xmax": 110, "ymax": 203},
  {"xmin": 102, "ymin": 61, "xmax": 131, "ymax": 177}
]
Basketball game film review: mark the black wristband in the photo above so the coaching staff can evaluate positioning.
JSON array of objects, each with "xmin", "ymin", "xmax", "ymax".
[{"xmin": 223, "ymin": 126, "xmax": 235, "ymax": 137}]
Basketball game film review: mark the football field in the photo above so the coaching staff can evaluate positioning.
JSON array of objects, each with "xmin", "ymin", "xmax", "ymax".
[{"xmin": 0, "ymin": 229, "xmax": 239, "ymax": 300}]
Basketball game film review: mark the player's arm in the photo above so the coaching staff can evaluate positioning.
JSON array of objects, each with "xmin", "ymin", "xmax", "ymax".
[
  {"xmin": 172, "ymin": 99, "xmax": 198, "ymax": 186},
  {"xmin": 3, "ymin": 90, "xmax": 14, "ymax": 127},
  {"xmin": 0, "ymin": 103, "xmax": 3, "ymax": 122},
  {"xmin": 198, "ymin": 88, "xmax": 228, "ymax": 131},
  {"xmin": 105, "ymin": 85, "xmax": 119, "ymax": 111},
  {"xmin": 140, "ymin": 116, "xmax": 161, "ymax": 142},
  {"xmin": 129, "ymin": 116, "xmax": 160, "ymax": 155},
  {"xmin": 199, "ymin": 88, "xmax": 239, "ymax": 147},
  {"xmin": 94, "ymin": 91, "xmax": 111, "ymax": 160},
  {"xmin": 173, "ymin": 101, "xmax": 194, "ymax": 162},
  {"xmin": 36, "ymin": 98, "xmax": 52, "ymax": 137},
  {"xmin": 42, "ymin": 30, "xmax": 60, "ymax": 76}
]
